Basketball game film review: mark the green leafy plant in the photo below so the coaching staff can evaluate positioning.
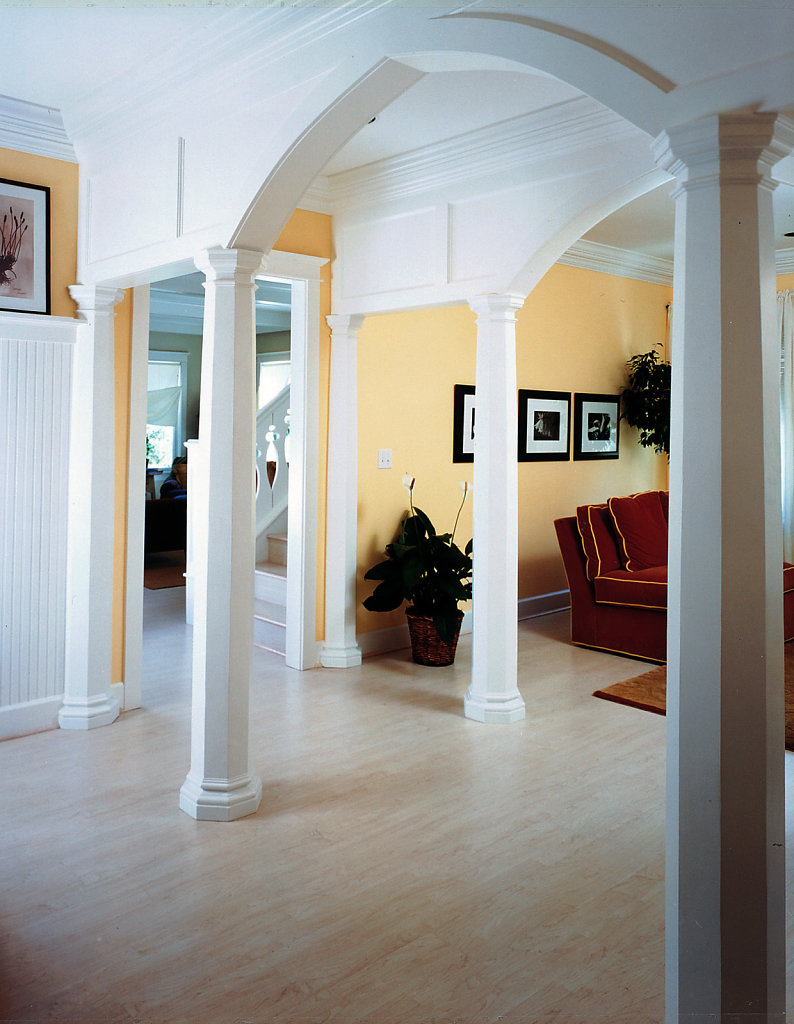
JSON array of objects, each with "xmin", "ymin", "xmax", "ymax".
[
  {"xmin": 621, "ymin": 345, "xmax": 671, "ymax": 456},
  {"xmin": 363, "ymin": 476, "xmax": 473, "ymax": 644}
]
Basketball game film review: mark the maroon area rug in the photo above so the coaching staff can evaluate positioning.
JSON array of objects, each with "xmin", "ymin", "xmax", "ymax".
[{"xmin": 143, "ymin": 551, "xmax": 186, "ymax": 590}]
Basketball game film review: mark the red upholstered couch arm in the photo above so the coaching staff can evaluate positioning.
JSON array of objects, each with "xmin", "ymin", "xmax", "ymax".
[{"xmin": 554, "ymin": 516, "xmax": 598, "ymax": 643}]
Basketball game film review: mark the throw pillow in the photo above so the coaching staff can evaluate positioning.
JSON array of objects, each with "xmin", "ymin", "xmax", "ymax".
[{"xmin": 608, "ymin": 491, "xmax": 668, "ymax": 571}]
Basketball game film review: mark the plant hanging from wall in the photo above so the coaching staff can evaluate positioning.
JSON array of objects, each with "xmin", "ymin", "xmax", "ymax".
[{"xmin": 621, "ymin": 345, "xmax": 671, "ymax": 456}]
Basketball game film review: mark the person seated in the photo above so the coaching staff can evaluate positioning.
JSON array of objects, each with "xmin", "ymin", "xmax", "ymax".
[{"xmin": 159, "ymin": 456, "xmax": 187, "ymax": 500}]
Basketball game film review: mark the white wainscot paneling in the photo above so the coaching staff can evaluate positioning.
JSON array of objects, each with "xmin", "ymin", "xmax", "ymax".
[
  {"xmin": 87, "ymin": 138, "xmax": 178, "ymax": 266},
  {"xmin": 338, "ymin": 207, "xmax": 446, "ymax": 300},
  {"xmin": 0, "ymin": 318, "xmax": 75, "ymax": 738},
  {"xmin": 449, "ymin": 182, "xmax": 557, "ymax": 286}
]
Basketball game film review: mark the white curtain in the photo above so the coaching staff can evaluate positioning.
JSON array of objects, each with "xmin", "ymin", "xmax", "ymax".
[
  {"xmin": 147, "ymin": 385, "xmax": 182, "ymax": 430},
  {"xmin": 779, "ymin": 289, "xmax": 794, "ymax": 560}
]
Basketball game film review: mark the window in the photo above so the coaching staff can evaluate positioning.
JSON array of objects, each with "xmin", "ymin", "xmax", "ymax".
[
  {"xmin": 147, "ymin": 350, "xmax": 188, "ymax": 470},
  {"xmin": 257, "ymin": 352, "xmax": 290, "ymax": 410}
]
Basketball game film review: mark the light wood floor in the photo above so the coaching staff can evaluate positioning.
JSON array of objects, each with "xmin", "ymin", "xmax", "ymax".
[{"xmin": 2, "ymin": 589, "xmax": 794, "ymax": 1024}]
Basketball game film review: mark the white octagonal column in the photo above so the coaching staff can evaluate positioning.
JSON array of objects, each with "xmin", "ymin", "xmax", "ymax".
[
  {"xmin": 180, "ymin": 247, "xmax": 264, "ymax": 821},
  {"xmin": 464, "ymin": 294, "xmax": 526, "ymax": 724},
  {"xmin": 321, "ymin": 313, "xmax": 365, "ymax": 668},
  {"xmin": 60, "ymin": 285, "xmax": 125, "ymax": 730},
  {"xmin": 656, "ymin": 113, "xmax": 794, "ymax": 1024}
]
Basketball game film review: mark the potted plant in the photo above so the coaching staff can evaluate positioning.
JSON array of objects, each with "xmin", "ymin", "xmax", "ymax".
[
  {"xmin": 621, "ymin": 345, "xmax": 671, "ymax": 456},
  {"xmin": 363, "ymin": 475, "xmax": 473, "ymax": 665}
]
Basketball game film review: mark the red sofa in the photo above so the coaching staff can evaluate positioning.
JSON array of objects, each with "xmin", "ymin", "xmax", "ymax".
[{"xmin": 554, "ymin": 489, "xmax": 794, "ymax": 662}]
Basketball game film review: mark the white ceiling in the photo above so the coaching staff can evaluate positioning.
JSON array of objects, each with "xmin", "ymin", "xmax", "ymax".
[{"xmin": 1, "ymin": 8, "xmax": 793, "ymax": 276}]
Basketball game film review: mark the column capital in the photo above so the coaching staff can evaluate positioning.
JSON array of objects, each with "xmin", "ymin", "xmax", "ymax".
[
  {"xmin": 68, "ymin": 284, "xmax": 126, "ymax": 318},
  {"xmin": 327, "ymin": 313, "xmax": 366, "ymax": 336},
  {"xmin": 468, "ymin": 293, "xmax": 526, "ymax": 321},
  {"xmin": 194, "ymin": 246, "xmax": 265, "ymax": 283},
  {"xmin": 653, "ymin": 112, "xmax": 794, "ymax": 195}
]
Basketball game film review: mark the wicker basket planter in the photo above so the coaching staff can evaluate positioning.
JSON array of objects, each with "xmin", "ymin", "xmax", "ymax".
[{"xmin": 406, "ymin": 608, "xmax": 463, "ymax": 666}]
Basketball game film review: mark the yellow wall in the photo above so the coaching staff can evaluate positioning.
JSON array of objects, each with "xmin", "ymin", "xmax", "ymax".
[
  {"xmin": 113, "ymin": 291, "xmax": 133, "ymax": 683},
  {"xmin": 274, "ymin": 209, "xmax": 333, "ymax": 640},
  {"xmin": 0, "ymin": 147, "xmax": 78, "ymax": 318},
  {"xmin": 357, "ymin": 264, "xmax": 671, "ymax": 634}
]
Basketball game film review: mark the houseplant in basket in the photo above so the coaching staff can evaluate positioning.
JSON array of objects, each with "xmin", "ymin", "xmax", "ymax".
[{"xmin": 363, "ymin": 475, "xmax": 473, "ymax": 665}]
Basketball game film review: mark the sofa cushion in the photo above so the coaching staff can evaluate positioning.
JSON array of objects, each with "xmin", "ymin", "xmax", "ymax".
[
  {"xmin": 576, "ymin": 503, "xmax": 623, "ymax": 581},
  {"xmin": 594, "ymin": 565, "xmax": 668, "ymax": 609},
  {"xmin": 659, "ymin": 490, "xmax": 669, "ymax": 521},
  {"xmin": 608, "ymin": 490, "xmax": 668, "ymax": 571}
]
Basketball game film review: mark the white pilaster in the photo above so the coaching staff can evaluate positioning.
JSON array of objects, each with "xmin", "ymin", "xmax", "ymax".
[
  {"xmin": 655, "ymin": 113, "xmax": 794, "ymax": 1024},
  {"xmin": 60, "ymin": 285, "xmax": 125, "ymax": 731},
  {"xmin": 321, "ymin": 313, "xmax": 365, "ymax": 668},
  {"xmin": 464, "ymin": 294, "xmax": 526, "ymax": 724},
  {"xmin": 180, "ymin": 247, "xmax": 264, "ymax": 821}
]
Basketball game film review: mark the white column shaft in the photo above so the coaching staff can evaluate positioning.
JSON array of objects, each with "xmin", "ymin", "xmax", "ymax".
[
  {"xmin": 655, "ymin": 113, "xmax": 794, "ymax": 1023},
  {"xmin": 180, "ymin": 247, "xmax": 264, "ymax": 821},
  {"xmin": 60, "ymin": 285, "xmax": 125, "ymax": 730},
  {"xmin": 321, "ymin": 314, "xmax": 365, "ymax": 668},
  {"xmin": 465, "ymin": 294, "xmax": 526, "ymax": 724}
]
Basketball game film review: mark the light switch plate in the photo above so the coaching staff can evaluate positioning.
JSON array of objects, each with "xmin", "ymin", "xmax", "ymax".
[{"xmin": 378, "ymin": 449, "xmax": 392, "ymax": 469}]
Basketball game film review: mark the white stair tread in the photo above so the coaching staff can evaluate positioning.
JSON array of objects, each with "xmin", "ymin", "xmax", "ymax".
[
  {"xmin": 255, "ymin": 561, "xmax": 286, "ymax": 578},
  {"xmin": 254, "ymin": 599, "xmax": 286, "ymax": 626}
]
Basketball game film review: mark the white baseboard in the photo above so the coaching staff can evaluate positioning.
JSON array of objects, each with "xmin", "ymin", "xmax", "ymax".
[
  {"xmin": 358, "ymin": 592, "xmax": 570, "ymax": 660},
  {"xmin": 0, "ymin": 694, "xmax": 62, "ymax": 740},
  {"xmin": 518, "ymin": 589, "xmax": 570, "ymax": 620},
  {"xmin": 111, "ymin": 681, "xmax": 125, "ymax": 709}
]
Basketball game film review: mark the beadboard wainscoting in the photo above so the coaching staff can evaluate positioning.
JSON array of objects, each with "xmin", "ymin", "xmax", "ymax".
[{"xmin": 0, "ymin": 314, "xmax": 76, "ymax": 738}]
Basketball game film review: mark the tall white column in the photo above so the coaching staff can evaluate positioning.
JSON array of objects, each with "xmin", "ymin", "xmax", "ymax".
[
  {"xmin": 655, "ymin": 113, "xmax": 794, "ymax": 1024},
  {"xmin": 321, "ymin": 314, "xmax": 365, "ymax": 668},
  {"xmin": 464, "ymin": 294, "xmax": 526, "ymax": 724},
  {"xmin": 60, "ymin": 285, "xmax": 125, "ymax": 730},
  {"xmin": 180, "ymin": 247, "xmax": 264, "ymax": 822}
]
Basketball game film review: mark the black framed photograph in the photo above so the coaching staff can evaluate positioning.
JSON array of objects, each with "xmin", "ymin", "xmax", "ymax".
[
  {"xmin": 574, "ymin": 393, "xmax": 620, "ymax": 460},
  {"xmin": 0, "ymin": 177, "xmax": 51, "ymax": 315},
  {"xmin": 518, "ymin": 389, "xmax": 571, "ymax": 461},
  {"xmin": 453, "ymin": 384, "xmax": 475, "ymax": 463}
]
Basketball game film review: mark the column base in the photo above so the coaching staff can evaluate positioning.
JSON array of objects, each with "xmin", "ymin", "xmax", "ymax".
[
  {"xmin": 464, "ymin": 690, "xmax": 525, "ymax": 724},
  {"xmin": 58, "ymin": 694, "xmax": 120, "ymax": 730},
  {"xmin": 179, "ymin": 771, "xmax": 263, "ymax": 821},
  {"xmin": 320, "ymin": 643, "xmax": 362, "ymax": 668}
]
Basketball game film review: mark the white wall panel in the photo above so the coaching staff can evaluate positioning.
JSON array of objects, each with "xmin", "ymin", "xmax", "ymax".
[
  {"xmin": 338, "ymin": 207, "xmax": 446, "ymax": 300},
  {"xmin": 0, "ymin": 318, "xmax": 75, "ymax": 737}
]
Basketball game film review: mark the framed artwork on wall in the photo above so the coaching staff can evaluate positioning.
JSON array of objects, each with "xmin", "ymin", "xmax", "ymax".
[
  {"xmin": 518, "ymin": 389, "xmax": 571, "ymax": 461},
  {"xmin": 0, "ymin": 177, "xmax": 50, "ymax": 315},
  {"xmin": 573, "ymin": 393, "xmax": 620, "ymax": 460},
  {"xmin": 453, "ymin": 384, "xmax": 476, "ymax": 463}
]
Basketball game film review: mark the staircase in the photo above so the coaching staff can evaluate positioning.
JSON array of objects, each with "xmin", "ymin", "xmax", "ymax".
[
  {"xmin": 253, "ymin": 383, "xmax": 291, "ymax": 656},
  {"xmin": 254, "ymin": 531, "xmax": 288, "ymax": 656}
]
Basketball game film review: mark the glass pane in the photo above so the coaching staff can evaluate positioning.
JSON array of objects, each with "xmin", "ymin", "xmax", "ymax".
[
  {"xmin": 257, "ymin": 361, "xmax": 290, "ymax": 409},
  {"xmin": 146, "ymin": 424, "xmax": 175, "ymax": 470},
  {"xmin": 148, "ymin": 360, "xmax": 181, "ymax": 391}
]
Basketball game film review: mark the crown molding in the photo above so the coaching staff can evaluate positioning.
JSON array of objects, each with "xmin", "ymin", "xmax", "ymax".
[
  {"xmin": 0, "ymin": 94, "xmax": 76, "ymax": 163},
  {"xmin": 323, "ymin": 96, "xmax": 642, "ymax": 210},
  {"xmin": 559, "ymin": 240, "xmax": 794, "ymax": 285},
  {"xmin": 67, "ymin": 6, "xmax": 381, "ymax": 153},
  {"xmin": 558, "ymin": 239, "xmax": 673, "ymax": 285}
]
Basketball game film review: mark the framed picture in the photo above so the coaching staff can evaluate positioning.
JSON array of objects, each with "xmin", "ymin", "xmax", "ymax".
[
  {"xmin": 453, "ymin": 384, "xmax": 475, "ymax": 463},
  {"xmin": 0, "ymin": 177, "xmax": 50, "ymax": 315},
  {"xmin": 518, "ymin": 389, "xmax": 571, "ymax": 461},
  {"xmin": 574, "ymin": 393, "xmax": 620, "ymax": 460}
]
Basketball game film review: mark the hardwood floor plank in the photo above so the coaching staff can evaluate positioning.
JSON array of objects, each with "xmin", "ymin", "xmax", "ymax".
[{"xmin": 0, "ymin": 590, "xmax": 699, "ymax": 1023}]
